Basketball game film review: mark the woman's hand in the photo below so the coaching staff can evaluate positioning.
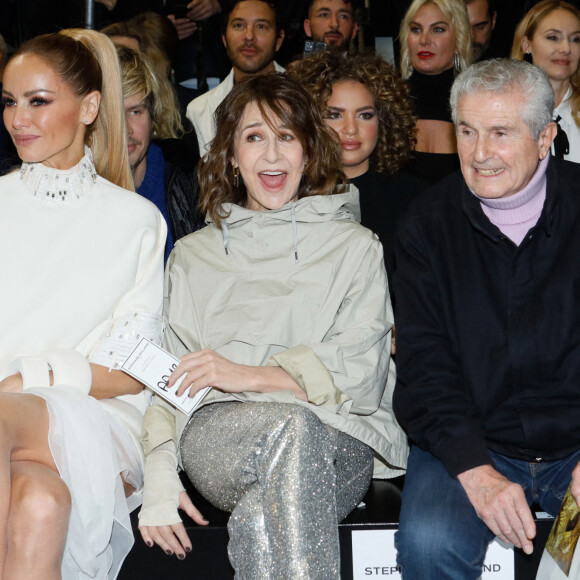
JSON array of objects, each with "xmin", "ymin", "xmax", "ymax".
[
  {"xmin": 139, "ymin": 491, "xmax": 207, "ymax": 559},
  {"xmin": 0, "ymin": 373, "xmax": 23, "ymax": 393},
  {"xmin": 168, "ymin": 349, "xmax": 307, "ymax": 401},
  {"xmin": 169, "ymin": 349, "xmax": 251, "ymax": 397}
]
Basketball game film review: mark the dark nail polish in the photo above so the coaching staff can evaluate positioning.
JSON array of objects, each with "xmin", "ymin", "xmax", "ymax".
[
  {"xmin": 178, "ymin": 553, "xmax": 185, "ymax": 560},
  {"xmin": 185, "ymin": 546, "xmax": 192, "ymax": 553},
  {"xmin": 166, "ymin": 550, "xmax": 173, "ymax": 556},
  {"xmin": 146, "ymin": 541, "xmax": 153, "ymax": 548}
]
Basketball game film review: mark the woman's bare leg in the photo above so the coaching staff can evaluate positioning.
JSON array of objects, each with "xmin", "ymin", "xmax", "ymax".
[
  {"xmin": 0, "ymin": 393, "xmax": 62, "ymax": 579},
  {"xmin": 5, "ymin": 461, "xmax": 70, "ymax": 580}
]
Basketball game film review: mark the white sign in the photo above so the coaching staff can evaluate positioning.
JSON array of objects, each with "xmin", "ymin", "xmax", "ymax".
[
  {"xmin": 351, "ymin": 529, "xmax": 514, "ymax": 579},
  {"xmin": 122, "ymin": 338, "xmax": 210, "ymax": 415}
]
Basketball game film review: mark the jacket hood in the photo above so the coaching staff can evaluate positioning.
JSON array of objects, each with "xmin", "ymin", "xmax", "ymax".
[
  {"xmin": 208, "ymin": 186, "xmax": 360, "ymax": 261},
  {"xmin": 208, "ymin": 186, "xmax": 361, "ymax": 228}
]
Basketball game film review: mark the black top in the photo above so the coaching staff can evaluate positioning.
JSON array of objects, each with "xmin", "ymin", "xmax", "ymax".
[
  {"xmin": 394, "ymin": 157, "xmax": 580, "ymax": 476},
  {"xmin": 351, "ymin": 168, "xmax": 427, "ymax": 282},
  {"xmin": 407, "ymin": 151, "xmax": 461, "ymax": 186},
  {"xmin": 408, "ymin": 67, "xmax": 455, "ymax": 123},
  {"xmin": 407, "ymin": 67, "xmax": 460, "ymax": 185},
  {"xmin": 156, "ymin": 138, "xmax": 205, "ymax": 241}
]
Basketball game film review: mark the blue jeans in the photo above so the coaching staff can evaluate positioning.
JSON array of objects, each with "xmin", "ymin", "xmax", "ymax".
[{"xmin": 395, "ymin": 445, "xmax": 580, "ymax": 580}]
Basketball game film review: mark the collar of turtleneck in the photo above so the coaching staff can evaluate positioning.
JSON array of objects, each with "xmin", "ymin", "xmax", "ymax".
[
  {"xmin": 20, "ymin": 145, "xmax": 97, "ymax": 202},
  {"xmin": 472, "ymin": 154, "xmax": 549, "ymax": 246}
]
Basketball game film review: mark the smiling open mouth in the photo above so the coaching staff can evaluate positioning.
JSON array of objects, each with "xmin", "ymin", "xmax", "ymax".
[
  {"xmin": 259, "ymin": 171, "xmax": 287, "ymax": 188},
  {"xmin": 476, "ymin": 168, "xmax": 504, "ymax": 176}
]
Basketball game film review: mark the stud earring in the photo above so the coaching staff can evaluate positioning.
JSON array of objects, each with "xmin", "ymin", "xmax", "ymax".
[{"xmin": 83, "ymin": 118, "xmax": 88, "ymax": 124}]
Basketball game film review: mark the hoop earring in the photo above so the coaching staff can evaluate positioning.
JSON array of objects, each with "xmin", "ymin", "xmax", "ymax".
[
  {"xmin": 233, "ymin": 166, "xmax": 240, "ymax": 188},
  {"xmin": 523, "ymin": 52, "xmax": 533, "ymax": 64},
  {"xmin": 454, "ymin": 53, "xmax": 461, "ymax": 73},
  {"xmin": 406, "ymin": 54, "xmax": 413, "ymax": 73}
]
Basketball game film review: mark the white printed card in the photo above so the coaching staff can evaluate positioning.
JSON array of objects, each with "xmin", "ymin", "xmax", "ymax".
[{"xmin": 122, "ymin": 338, "xmax": 210, "ymax": 415}]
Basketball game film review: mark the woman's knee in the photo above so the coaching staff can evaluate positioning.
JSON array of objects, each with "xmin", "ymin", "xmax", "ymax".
[
  {"xmin": 10, "ymin": 465, "xmax": 71, "ymax": 532},
  {"xmin": 276, "ymin": 404, "xmax": 329, "ymax": 445}
]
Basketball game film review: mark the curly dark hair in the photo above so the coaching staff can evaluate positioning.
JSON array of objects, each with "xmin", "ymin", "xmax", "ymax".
[
  {"xmin": 199, "ymin": 73, "xmax": 346, "ymax": 227},
  {"xmin": 286, "ymin": 50, "xmax": 417, "ymax": 176}
]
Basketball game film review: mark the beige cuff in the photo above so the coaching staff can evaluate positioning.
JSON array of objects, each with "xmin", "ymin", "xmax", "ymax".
[
  {"xmin": 267, "ymin": 344, "xmax": 349, "ymax": 406},
  {"xmin": 139, "ymin": 441, "xmax": 185, "ymax": 527}
]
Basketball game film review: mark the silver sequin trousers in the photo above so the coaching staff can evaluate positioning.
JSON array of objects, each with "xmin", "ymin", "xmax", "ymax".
[{"xmin": 180, "ymin": 401, "xmax": 373, "ymax": 579}]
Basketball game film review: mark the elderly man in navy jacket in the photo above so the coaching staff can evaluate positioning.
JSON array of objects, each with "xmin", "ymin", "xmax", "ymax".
[{"xmin": 394, "ymin": 58, "xmax": 580, "ymax": 579}]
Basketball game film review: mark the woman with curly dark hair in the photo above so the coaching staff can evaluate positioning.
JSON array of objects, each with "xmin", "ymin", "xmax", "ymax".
[
  {"xmin": 138, "ymin": 72, "xmax": 408, "ymax": 577},
  {"xmin": 287, "ymin": 50, "xmax": 427, "ymax": 277}
]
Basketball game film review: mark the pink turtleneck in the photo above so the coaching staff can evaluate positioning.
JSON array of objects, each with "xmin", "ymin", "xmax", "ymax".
[{"xmin": 471, "ymin": 155, "xmax": 549, "ymax": 246}]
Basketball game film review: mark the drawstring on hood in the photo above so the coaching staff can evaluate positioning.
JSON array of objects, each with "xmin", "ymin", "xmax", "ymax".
[
  {"xmin": 221, "ymin": 220, "xmax": 230, "ymax": 256},
  {"xmin": 212, "ymin": 187, "xmax": 361, "ymax": 261},
  {"xmin": 291, "ymin": 203, "xmax": 299, "ymax": 263}
]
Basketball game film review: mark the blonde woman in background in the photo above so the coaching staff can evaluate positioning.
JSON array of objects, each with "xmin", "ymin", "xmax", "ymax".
[
  {"xmin": 512, "ymin": 0, "xmax": 580, "ymax": 163},
  {"xmin": 399, "ymin": 0, "xmax": 473, "ymax": 184}
]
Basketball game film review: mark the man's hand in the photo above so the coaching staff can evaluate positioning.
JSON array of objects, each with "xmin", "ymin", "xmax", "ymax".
[
  {"xmin": 139, "ymin": 491, "xmax": 207, "ymax": 558},
  {"xmin": 167, "ymin": 15, "xmax": 199, "ymax": 40},
  {"xmin": 95, "ymin": 0, "xmax": 117, "ymax": 10},
  {"xmin": 186, "ymin": 0, "xmax": 222, "ymax": 21},
  {"xmin": 168, "ymin": 0, "xmax": 222, "ymax": 40},
  {"xmin": 457, "ymin": 464, "xmax": 536, "ymax": 554}
]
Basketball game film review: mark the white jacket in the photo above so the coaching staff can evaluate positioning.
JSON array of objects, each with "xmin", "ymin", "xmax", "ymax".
[{"xmin": 186, "ymin": 63, "xmax": 285, "ymax": 154}]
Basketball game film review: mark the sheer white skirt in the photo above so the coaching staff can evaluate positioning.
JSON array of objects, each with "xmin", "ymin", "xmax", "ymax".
[{"xmin": 28, "ymin": 386, "xmax": 144, "ymax": 580}]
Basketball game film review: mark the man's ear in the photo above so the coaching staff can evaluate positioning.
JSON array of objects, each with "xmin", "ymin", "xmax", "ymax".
[
  {"xmin": 275, "ymin": 29, "xmax": 285, "ymax": 52},
  {"xmin": 304, "ymin": 19, "xmax": 312, "ymax": 38},
  {"xmin": 350, "ymin": 22, "xmax": 359, "ymax": 40},
  {"xmin": 491, "ymin": 10, "xmax": 497, "ymax": 31},
  {"xmin": 81, "ymin": 90, "xmax": 101, "ymax": 125}
]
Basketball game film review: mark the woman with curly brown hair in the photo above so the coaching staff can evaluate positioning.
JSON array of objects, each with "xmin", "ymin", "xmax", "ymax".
[
  {"xmin": 138, "ymin": 72, "xmax": 408, "ymax": 578},
  {"xmin": 287, "ymin": 50, "xmax": 427, "ymax": 277}
]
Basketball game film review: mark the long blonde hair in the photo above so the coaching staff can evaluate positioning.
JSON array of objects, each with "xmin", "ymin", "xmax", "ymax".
[
  {"xmin": 399, "ymin": 0, "xmax": 473, "ymax": 80},
  {"xmin": 61, "ymin": 29, "xmax": 134, "ymax": 190},
  {"xmin": 511, "ymin": 0, "xmax": 580, "ymax": 128}
]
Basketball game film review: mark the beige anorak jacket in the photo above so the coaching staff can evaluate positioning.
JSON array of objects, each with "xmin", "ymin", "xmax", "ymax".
[{"xmin": 140, "ymin": 190, "xmax": 408, "ymax": 526}]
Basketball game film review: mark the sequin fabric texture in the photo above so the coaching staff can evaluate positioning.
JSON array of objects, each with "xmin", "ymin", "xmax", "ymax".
[{"xmin": 180, "ymin": 401, "xmax": 373, "ymax": 579}]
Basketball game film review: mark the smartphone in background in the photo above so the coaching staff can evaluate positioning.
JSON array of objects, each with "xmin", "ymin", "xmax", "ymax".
[
  {"xmin": 303, "ymin": 40, "xmax": 327, "ymax": 57},
  {"xmin": 173, "ymin": 3, "xmax": 189, "ymax": 19}
]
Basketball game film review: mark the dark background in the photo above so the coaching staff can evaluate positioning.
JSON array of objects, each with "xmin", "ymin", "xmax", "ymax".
[{"xmin": 2, "ymin": 0, "xmax": 580, "ymax": 66}]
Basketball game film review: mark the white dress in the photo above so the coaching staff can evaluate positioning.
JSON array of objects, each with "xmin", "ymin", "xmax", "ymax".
[{"xmin": 0, "ymin": 149, "xmax": 166, "ymax": 578}]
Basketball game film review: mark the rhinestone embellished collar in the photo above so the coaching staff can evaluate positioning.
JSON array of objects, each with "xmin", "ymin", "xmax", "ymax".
[{"xmin": 20, "ymin": 146, "xmax": 98, "ymax": 202}]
